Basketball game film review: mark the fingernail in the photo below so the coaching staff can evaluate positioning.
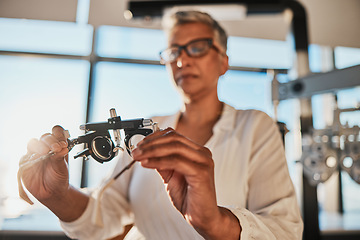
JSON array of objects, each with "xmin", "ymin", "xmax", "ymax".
[
  {"xmin": 132, "ymin": 148, "xmax": 142, "ymax": 158},
  {"xmin": 137, "ymin": 139, "xmax": 144, "ymax": 146},
  {"xmin": 60, "ymin": 141, "xmax": 68, "ymax": 148},
  {"xmin": 141, "ymin": 159, "xmax": 148, "ymax": 165},
  {"xmin": 51, "ymin": 143, "xmax": 61, "ymax": 151}
]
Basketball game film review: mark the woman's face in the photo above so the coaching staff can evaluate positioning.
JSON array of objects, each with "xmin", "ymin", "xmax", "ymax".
[{"xmin": 166, "ymin": 22, "xmax": 228, "ymax": 103}]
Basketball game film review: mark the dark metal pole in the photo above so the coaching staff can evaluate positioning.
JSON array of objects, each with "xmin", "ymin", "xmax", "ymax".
[
  {"xmin": 284, "ymin": 2, "xmax": 320, "ymax": 240},
  {"xmin": 81, "ymin": 27, "xmax": 98, "ymax": 188}
]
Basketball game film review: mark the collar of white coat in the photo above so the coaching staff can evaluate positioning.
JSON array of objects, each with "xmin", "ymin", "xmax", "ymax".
[{"xmin": 162, "ymin": 103, "xmax": 236, "ymax": 133}]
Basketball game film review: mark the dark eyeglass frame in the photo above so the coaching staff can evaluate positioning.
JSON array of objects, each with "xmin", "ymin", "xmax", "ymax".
[{"xmin": 159, "ymin": 38, "xmax": 222, "ymax": 64}]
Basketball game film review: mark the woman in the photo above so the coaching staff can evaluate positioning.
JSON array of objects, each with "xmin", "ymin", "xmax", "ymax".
[{"xmin": 21, "ymin": 10, "xmax": 303, "ymax": 240}]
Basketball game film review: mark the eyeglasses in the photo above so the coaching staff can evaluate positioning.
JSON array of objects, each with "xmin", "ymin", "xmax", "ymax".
[{"xmin": 159, "ymin": 38, "xmax": 222, "ymax": 64}]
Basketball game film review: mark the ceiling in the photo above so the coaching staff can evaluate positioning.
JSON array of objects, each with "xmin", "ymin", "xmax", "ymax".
[{"xmin": 0, "ymin": 0, "xmax": 359, "ymax": 48}]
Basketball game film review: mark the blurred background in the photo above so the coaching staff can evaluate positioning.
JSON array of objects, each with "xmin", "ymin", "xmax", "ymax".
[{"xmin": 0, "ymin": 0, "xmax": 359, "ymax": 239}]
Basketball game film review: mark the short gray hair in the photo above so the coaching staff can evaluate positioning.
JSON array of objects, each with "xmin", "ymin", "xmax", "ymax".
[{"xmin": 162, "ymin": 10, "xmax": 228, "ymax": 52}]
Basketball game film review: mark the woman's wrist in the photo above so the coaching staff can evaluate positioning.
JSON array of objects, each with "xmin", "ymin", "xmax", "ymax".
[
  {"xmin": 203, "ymin": 206, "xmax": 241, "ymax": 240},
  {"xmin": 42, "ymin": 185, "xmax": 89, "ymax": 222}
]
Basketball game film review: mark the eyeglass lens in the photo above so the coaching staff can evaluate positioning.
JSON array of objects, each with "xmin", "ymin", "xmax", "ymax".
[{"xmin": 160, "ymin": 38, "xmax": 212, "ymax": 63}]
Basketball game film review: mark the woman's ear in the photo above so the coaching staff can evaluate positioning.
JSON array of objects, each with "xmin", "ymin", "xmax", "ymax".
[{"xmin": 220, "ymin": 54, "xmax": 229, "ymax": 76}]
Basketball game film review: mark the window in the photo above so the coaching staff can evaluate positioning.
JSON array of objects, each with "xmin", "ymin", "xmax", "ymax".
[
  {"xmin": 334, "ymin": 47, "xmax": 360, "ymax": 213},
  {"xmin": 228, "ymin": 36, "xmax": 292, "ymax": 69},
  {"xmin": 97, "ymin": 26, "xmax": 166, "ymax": 60},
  {"xmin": 4, "ymin": 3, "xmax": 360, "ymax": 234},
  {"xmin": 0, "ymin": 17, "xmax": 91, "ymax": 221},
  {"xmin": 0, "ymin": 18, "xmax": 92, "ymax": 55},
  {"xmin": 0, "ymin": 55, "xmax": 89, "ymax": 215},
  {"xmin": 219, "ymin": 70, "xmax": 273, "ymax": 114},
  {"xmin": 307, "ymin": 45, "xmax": 360, "ymax": 224},
  {"xmin": 335, "ymin": 46, "xmax": 360, "ymax": 69}
]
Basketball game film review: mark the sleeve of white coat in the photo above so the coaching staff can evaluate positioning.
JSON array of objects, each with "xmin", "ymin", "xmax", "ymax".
[
  {"xmin": 60, "ymin": 152, "xmax": 135, "ymax": 240},
  {"xmin": 228, "ymin": 111, "xmax": 303, "ymax": 240}
]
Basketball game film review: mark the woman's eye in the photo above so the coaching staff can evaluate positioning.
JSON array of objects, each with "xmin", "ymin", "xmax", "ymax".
[{"xmin": 190, "ymin": 46, "xmax": 206, "ymax": 54}]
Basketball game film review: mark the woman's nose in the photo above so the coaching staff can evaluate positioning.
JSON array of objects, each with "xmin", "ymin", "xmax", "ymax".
[
  {"xmin": 176, "ymin": 49, "xmax": 191, "ymax": 68},
  {"xmin": 176, "ymin": 56, "xmax": 183, "ymax": 68}
]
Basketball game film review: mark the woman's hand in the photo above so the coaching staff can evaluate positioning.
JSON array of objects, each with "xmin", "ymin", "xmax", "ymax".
[
  {"xmin": 21, "ymin": 125, "xmax": 70, "ymax": 202},
  {"xmin": 132, "ymin": 128, "xmax": 239, "ymax": 239}
]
